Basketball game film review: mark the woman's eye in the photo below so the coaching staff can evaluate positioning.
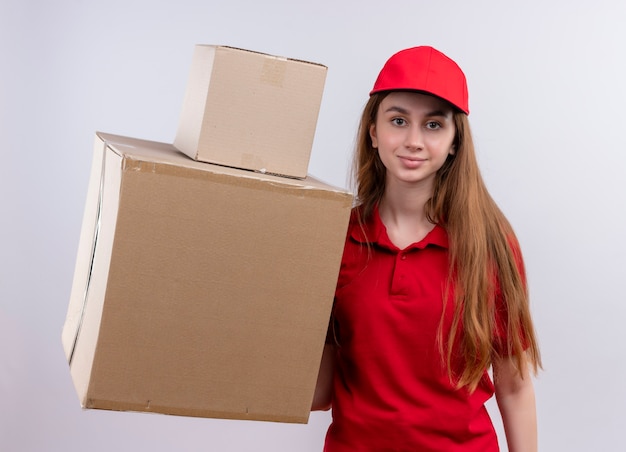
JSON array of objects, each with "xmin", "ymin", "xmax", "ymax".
[
  {"xmin": 426, "ymin": 121, "xmax": 441, "ymax": 130},
  {"xmin": 392, "ymin": 118, "xmax": 406, "ymax": 126}
]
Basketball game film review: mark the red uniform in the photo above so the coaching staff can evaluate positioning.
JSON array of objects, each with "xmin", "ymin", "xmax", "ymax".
[{"xmin": 324, "ymin": 207, "xmax": 511, "ymax": 452}]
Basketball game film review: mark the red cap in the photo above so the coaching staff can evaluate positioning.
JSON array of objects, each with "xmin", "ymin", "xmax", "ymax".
[{"xmin": 370, "ymin": 46, "xmax": 469, "ymax": 115}]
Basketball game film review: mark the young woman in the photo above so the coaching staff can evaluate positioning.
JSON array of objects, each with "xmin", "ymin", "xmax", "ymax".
[{"xmin": 312, "ymin": 46, "xmax": 541, "ymax": 452}]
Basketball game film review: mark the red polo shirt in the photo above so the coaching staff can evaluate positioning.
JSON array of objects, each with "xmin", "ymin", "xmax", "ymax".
[{"xmin": 324, "ymin": 207, "xmax": 506, "ymax": 452}]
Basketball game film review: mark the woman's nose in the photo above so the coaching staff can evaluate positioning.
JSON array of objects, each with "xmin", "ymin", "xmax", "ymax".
[{"xmin": 404, "ymin": 125, "xmax": 424, "ymax": 150}]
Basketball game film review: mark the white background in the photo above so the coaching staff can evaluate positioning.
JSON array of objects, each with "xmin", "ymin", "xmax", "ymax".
[{"xmin": 2, "ymin": 1, "xmax": 625, "ymax": 451}]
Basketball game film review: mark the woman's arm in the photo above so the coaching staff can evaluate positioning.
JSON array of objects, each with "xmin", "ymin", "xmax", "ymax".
[
  {"xmin": 311, "ymin": 344, "xmax": 335, "ymax": 411},
  {"xmin": 493, "ymin": 352, "xmax": 538, "ymax": 452}
]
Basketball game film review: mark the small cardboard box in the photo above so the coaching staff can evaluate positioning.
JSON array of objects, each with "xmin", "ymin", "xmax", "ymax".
[
  {"xmin": 174, "ymin": 45, "xmax": 327, "ymax": 179},
  {"xmin": 62, "ymin": 132, "xmax": 352, "ymax": 423}
]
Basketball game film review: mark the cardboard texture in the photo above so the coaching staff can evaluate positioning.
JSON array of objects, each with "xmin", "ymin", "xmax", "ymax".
[
  {"xmin": 62, "ymin": 132, "xmax": 352, "ymax": 423},
  {"xmin": 174, "ymin": 45, "xmax": 327, "ymax": 179}
]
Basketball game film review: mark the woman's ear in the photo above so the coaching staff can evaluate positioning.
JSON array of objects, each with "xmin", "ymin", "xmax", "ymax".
[
  {"xmin": 369, "ymin": 123, "xmax": 378, "ymax": 149},
  {"xmin": 449, "ymin": 144, "xmax": 456, "ymax": 155}
]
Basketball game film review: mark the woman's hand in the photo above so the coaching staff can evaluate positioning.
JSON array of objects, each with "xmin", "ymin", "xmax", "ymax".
[{"xmin": 311, "ymin": 344, "xmax": 335, "ymax": 411}]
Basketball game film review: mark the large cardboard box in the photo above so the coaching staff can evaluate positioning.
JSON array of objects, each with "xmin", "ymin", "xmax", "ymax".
[
  {"xmin": 62, "ymin": 132, "xmax": 352, "ymax": 423},
  {"xmin": 174, "ymin": 45, "xmax": 327, "ymax": 179}
]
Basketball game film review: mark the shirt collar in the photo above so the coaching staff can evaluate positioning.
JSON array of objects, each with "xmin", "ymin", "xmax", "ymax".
[{"xmin": 350, "ymin": 204, "xmax": 449, "ymax": 251}]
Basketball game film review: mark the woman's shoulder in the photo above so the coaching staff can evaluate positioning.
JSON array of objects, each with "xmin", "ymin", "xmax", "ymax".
[
  {"xmin": 346, "ymin": 204, "xmax": 380, "ymax": 240},
  {"xmin": 336, "ymin": 206, "xmax": 374, "ymax": 290}
]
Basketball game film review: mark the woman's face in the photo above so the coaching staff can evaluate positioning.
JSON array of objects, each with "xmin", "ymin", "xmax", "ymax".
[{"xmin": 370, "ymin": 91, "xmax": 456, "ymax": 191}]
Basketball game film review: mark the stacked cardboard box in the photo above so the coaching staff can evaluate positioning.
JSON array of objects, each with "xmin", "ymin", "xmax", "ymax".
[
  {"xmin": 62, "ymin": 46, "xmax": 352, "ymax": 423},
  {"xmin": 175, "ymin": 45, "xmax": 327, "ymax": 179}
]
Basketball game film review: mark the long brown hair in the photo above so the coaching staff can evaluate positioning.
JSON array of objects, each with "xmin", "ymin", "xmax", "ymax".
[{"xmin": 352, "ymin": 92, "xmax": 541, "ymax": 391}]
